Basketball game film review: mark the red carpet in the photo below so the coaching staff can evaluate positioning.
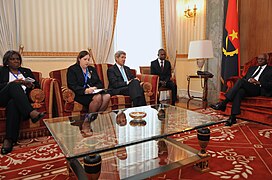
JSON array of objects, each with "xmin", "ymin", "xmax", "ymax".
[
  {"xmin": 0, "ymin": 109, "xmax": 272, "ymax": 179},
  {"xmin": 174, "ymin": 121, "xmax": 272, "ymax": 180},
  {"xmin": 0, "ymin": 136, "xmax": 68, "ymax": 180}
]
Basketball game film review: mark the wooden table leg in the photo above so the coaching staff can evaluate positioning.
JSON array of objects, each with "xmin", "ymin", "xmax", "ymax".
[
  {"xmin": 187, "ymin": 76, "xmax": 193, "ymax": 99},
  {"xmin": 202, "ymin": 77, "xmax": 208, "ymax": 101}
]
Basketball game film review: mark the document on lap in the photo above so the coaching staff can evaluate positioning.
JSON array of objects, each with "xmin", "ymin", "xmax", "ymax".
[
  {"xmin": 92, "ymin": 89, "xmax": 105, "ymax": 94},
  {"xmin": 25, "ymin": 77, "xmax": 35, "ymax": 83}
]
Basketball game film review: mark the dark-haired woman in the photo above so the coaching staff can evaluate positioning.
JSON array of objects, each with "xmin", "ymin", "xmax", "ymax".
[
  {"xmin": 67, "ymin": 50, "xmax": 110, "ymax": 113},
  {"xmin": 0, "ymin": 50, "xmax": 45, "ymax": 154}
]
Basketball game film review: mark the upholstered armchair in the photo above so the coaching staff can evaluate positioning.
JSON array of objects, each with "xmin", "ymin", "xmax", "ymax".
[
  {"xmin": 95, "ymin": 64, "xmax": 159, "ymax": 109},
  {"xmin": 219, "ymin": 53, "xmax": 272, "ymax": 125},
  {"xmin": 139, "ymin": 66, "xmax": 176, "ymax": 104},
  {"xmin": 0, "ymin": 71, "xmax": 54, "ymax": 142},
  {"xmin": 49, "ymin": 64, "xmax": 159, "ymax": 117}
]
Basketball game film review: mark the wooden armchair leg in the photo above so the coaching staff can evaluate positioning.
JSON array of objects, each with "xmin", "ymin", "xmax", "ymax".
[{"xmin": 169, "ymin": 90, "xmax": 172, "ymax": 105}]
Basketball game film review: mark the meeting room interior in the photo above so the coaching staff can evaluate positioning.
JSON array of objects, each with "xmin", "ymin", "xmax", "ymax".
[{"xmin": 0, "ymin": 0, "xmax": 271, "ymax": 179}]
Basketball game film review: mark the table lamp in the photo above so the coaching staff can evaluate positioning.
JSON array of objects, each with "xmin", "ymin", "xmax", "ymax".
[{"xmin": 188, "ymin": 40, "xmax": 214, "ymax": 76}]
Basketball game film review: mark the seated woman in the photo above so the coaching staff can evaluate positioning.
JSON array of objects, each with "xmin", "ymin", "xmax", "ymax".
[
  {"xmin": 67, "ymin": 50, "xmax": 110, "ymax": 113},
  {"xmin": 0, "ymin": 50, "xmax": 45, "ymax": 155}
]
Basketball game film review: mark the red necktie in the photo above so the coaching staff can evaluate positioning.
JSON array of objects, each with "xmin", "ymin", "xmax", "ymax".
[{"xmin": 160, "ymin": 60, "xmax": 164, "ymax": 71}]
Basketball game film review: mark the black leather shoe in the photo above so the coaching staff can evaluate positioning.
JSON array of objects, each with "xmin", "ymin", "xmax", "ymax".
[
  {"xmin": 31, "ymin": 112, "xmax": 46, "ymax": 123},
  {"xmin": 225, "ymin": 117, "xmax": 237, "ymax": 126},
  {"xmin": 1, "ymin": 139, "xmax": 13, "ymax": 155},
  {"xmin": 210, "ymin": 102, "xmax": 226, "ymax": 112}
]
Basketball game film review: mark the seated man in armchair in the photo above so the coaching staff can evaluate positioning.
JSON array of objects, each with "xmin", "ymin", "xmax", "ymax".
[
  {"xmin": 107, "ymin": 50, "xmax": 146, "ymax": 107},
  {"xmin": 210, "ymin": 53, "xmax": 272, "ymax": 126},
  {"xmin": 151, "ymin": 49, "xmax": 177, "ymax": 105}
]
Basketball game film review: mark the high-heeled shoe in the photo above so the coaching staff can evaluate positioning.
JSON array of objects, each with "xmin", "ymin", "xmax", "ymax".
[
  {"xmin": 1, "ymin": 139, "xmax": 13, "ymax": 155},
  {"xmin": 31, "ymin": 112, "xmax": 46, "ymax": 123}
]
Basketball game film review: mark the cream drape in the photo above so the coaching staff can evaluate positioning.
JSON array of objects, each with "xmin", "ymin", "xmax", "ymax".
[
  {"xmin": 20, "ymin": 0, "xmax": 90, "ymax": 52},
  {"xmin": 18, "ymin": 0, "xmax": 117, "ymax": 63},
  {"xmin": 0, "ymin": 0, "xmax": 20, "ymax": 60},
  {"xmin": 88, "ymin": 0, "xmax": 118, "ymax": 63},
  {"xmin": 161, "ymin": 0, "xmax": 177, "ymax": 71},
  {"xmin": 176, "ymin": 0, "xmax": 206, "ymax": 54}
]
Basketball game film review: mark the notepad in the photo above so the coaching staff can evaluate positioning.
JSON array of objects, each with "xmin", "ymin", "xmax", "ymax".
[
  {"xmin": 92, "ymin": 89, "xmax": 104, "ymax": 94},
  {"xmin": 25, "ymin": 77, "xmax": 35, "ymax": 83}
]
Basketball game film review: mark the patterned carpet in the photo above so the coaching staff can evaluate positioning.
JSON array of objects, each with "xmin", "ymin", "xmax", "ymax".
[
  {"xmin": 0, "ymin": 108, "xmax": 271, "ymax": 179},
  {"xmin": 176, "ymin": 121, "xmax": 272, "ymax": 179}
]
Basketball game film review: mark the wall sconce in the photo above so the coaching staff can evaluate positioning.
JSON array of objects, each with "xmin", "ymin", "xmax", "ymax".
[{"xmin": 184, "ymin": 4, "xmax": 197, "ymax": 25}]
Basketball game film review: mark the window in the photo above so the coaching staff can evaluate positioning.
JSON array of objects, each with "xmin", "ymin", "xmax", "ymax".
[{"xmin": 114, "ymin": 0, "xmax": 161, "ymax": 73}]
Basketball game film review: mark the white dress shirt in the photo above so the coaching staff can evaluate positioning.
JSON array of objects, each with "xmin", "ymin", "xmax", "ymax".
[{"xmin": 253, "ymin": 64, "xmax": 267, "ymax": 81}]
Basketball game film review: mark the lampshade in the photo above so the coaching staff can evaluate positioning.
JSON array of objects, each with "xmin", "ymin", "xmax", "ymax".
[{"xmin": 188, "ymin": 40, "xmax": 214, "ymax": 59}]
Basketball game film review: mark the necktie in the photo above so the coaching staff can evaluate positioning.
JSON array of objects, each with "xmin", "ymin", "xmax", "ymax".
[
  {"xmin": 120, "ymin": 66, "xmax": 128, "ymax": 82},
  {"xmin": 160, "ymin": 60, "xmax": 164, "ymax": 71},
  {"xmin": 251, "ymin": 66, "xmax": 262, "ymax": 78}
]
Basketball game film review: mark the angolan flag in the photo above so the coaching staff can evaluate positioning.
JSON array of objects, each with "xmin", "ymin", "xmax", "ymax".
[{"xmin": 221, "ymin": 0, "xmax": 240, "ymax": 92}]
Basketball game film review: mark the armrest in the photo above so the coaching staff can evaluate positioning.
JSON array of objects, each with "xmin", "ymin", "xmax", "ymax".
[
  {"xmin": 225, "ymin": 76, "xmax": 240, "ymax": 91},
  {"xmin": 136, "ymin": 74, "xmax": 159, "ymax": 104},
  {"xmin": 170, "ymin": 77, "xmax": 176, "ymax": 84},
  {"xmin": 61, "ymin": 86, "xmax": 75, "ymax": 103},
  {"xmin": 39, "ymin": 77, "xmax": 55, "ymax": 117},
  {"xmin": 142, "ymin": 82, "xmax": 153, "ymax": 96},
  {"xmin": 29, "ymin": 89, "xmax": 45, "ymax": 108},
  {"xmin": 61, "ymin": 86, "xmax": 76, "ymax": 112}
]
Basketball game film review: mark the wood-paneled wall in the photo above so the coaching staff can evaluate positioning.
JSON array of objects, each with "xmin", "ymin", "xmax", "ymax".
[{"xmin": 239, "ymin": 0, "xmax": 272, "ymax": 65}]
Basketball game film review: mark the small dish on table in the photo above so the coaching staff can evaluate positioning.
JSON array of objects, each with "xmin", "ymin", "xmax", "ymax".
[{"xmin": 129, "ymin": 112, "xmax": 147, "ymax": 120}]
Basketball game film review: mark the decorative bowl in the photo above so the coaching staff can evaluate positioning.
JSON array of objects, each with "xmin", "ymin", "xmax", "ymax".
[
  {"xmin": 83, "ymin": 138, "xmax": 99, "ymax": 148},
  {"xmin": 129, "ymin": 111, "xmax": 147, "ymax": 120}
]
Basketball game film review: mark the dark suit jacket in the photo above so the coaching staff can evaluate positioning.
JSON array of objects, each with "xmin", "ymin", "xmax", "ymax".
[
  {"xmin": 151, "ymin": 59, "xmax": 171, "ymax": 82},
  {"xmin": 107, "ymin": 64, "xmax": 135, "ymax": 90},
  {"xmin": 0, "ymin": 66, "xmax": 40, "ymax": 95},
  {"xmin": 67, "ymin": 63, "xmax": 103, "ymax": 96},
  {"xmin": 243, "ymin": 65, "xmax": 272, "ymax": 97}
]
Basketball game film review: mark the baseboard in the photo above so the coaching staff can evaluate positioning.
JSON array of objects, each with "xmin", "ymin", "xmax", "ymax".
[
  {"xmin": 178, "ymin": 89, "xmax": 203, "ymax": 100},
  {"xmin": 156, "ymin": 89, "xmax": 203, "ymax": 101}
]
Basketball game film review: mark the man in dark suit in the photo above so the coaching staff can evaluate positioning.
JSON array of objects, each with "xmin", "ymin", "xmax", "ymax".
[
  {"xmin": 107, "ymin": 50, "xmax": 146, "ymax": 107},
  {"xmin": 151, "ymin": 49, "xmax": 177, "ymax": 105},
  {"xmin": 210, "ymin": 53, "xmax": 272, "ymax": 126}
]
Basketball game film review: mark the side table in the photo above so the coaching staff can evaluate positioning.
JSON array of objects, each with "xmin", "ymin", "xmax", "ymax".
[{"xmin": 187, "ymin": 75, "xmax": 212, "ymax": 101}]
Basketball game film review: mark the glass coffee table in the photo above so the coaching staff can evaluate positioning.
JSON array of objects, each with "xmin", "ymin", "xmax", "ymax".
[{"xmin": 44, "ymin": 104, "xmax": 226, "ymax": 179}]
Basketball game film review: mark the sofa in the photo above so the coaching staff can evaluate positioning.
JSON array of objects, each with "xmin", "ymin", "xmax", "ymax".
[
  {"xmin": 0, "ymin": 71, "xmax": 55, "ymax": 142},
  {"xmin": 49, "ymin": 64, "xmax": 159, "ymax": 117},
  {"xmin": 219, "ymin": 53, "xmax": 272, "ymax": 125}
]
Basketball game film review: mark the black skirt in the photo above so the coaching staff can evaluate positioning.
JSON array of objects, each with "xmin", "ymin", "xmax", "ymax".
[{"xmin": 75, "ymin": 94, "xmax": 95, "ymax": 106}]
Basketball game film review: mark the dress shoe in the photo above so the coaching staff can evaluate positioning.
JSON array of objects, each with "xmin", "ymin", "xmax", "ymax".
[
  {"xmin": 210, "ymin": 102, "xmax": 226, "ymax": 112},
  {"xmin": 31, "ymin": 112, "xmax": 46, "ymax": 123},
  {"xmin": 225, "ymin": 117, "xmax": 237, "ymax": 126},
  {"xmin": 1, "ymin": 139, "xmax": 13, "ymax": 155}
]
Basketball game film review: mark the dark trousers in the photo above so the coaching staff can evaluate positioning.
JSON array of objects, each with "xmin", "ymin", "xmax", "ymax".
[
  {"xmin": 159, "ymin": 80, "xmax": 177, "ymax": 105},
  {"xmin": 110, "ymin": 79, "xmax": 146, "ymax": 107},
  {"xmin": 0, "ymin": 82, "xmax": 33, "ymax": 141},
  {"xmin": 225, "ymin": 78, "xmax": 260, "ymax": 115},
  {"xmin": 165, "ymin": 80, "xmax": 177, "ymax": 105}
]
